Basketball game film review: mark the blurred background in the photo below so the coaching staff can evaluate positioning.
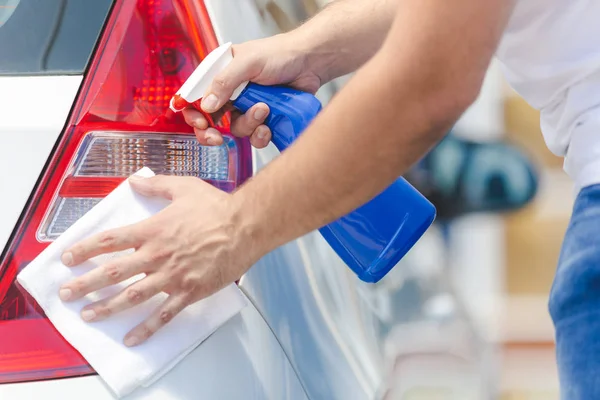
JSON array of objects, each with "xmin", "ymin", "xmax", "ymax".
[{"xmin": 261, "ymin": 1, "xmax": 570, "ymax": 399}]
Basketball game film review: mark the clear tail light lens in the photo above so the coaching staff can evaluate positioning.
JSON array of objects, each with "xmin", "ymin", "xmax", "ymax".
[
  {"xmin": 38, "ymin": 132, "xmax": 241, "ymax": 241},
  {"xmin": 0, "ymin": 0, "xmax": 251, "ymax": 383}
]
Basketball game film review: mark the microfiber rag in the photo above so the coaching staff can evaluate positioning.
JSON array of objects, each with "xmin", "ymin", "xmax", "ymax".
[{"xmin": 16, "ymin": 167, "xmax": 248, "ymax": 398}]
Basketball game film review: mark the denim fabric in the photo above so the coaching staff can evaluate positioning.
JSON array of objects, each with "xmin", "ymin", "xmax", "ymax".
[{"xmin": 549, "ymin": 184, "xmax": 600, "ymax": 399}]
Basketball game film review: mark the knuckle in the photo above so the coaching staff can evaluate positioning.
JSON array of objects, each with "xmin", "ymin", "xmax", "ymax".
[
  {"xmin": 68, "ymin": 281, "xmax": 83, "ymax": 296},
  {"xmin": 74, "ymin": 277, "xmax": 92, "ymax": 292},
  {"xmin": 181, "ymin": 108, "xmax": 196, "ymax": 119},
  {"xmin": 146, "ymin": 248, "xmax": 171, "ymax": 265},
  {"xmin": 179, "ymin": 291, "xmax": 194, "ymax": 303},
  {"xmin": 243, "ymin": 116, "xmax": 261, "ymax": 131},
  {"xmin": 179, "ymin": 274, "xmax": 198, "ymax": 293},
  {"xmin": 103, "ymin": 263, "xmax": 121, "ymax": 283},
  {"xmin": 213, "ymin": 74, "xmax": 234, "ymax": 91},
  {"xmin": 140, "ymin": 325, "xmax": 154, "ymax": 340},
  {"xmin": 232, "ymin": 119, "xmax": 253, "ymax": 136},
  {"xmin": 98, "ymin": 232, "xmax": 118, "ymax": 250},
  {"xmin": 96, "ymin": 305, "xmax": 112, "ymax": 318},
  {"xmin": 67, "ymin": 245, "xmax": 85, "ymax": 262},
  {"xmin": 144, "ymin": 176, "xmax": 161, "ymax": 190},
  {"xmin": 250, "ymin": 135, "xmax": 265, "ymax": 149},
  {"xmin": 126, "ymin": 288, "xmax": 144, "ymax": 304},
  {"xmin": 253, "ymin": 125, "xmax": 270, "ymax": 139},
  {"xmin": 159, "ymin": 309, "xmax": 174, "ymax": 324}
]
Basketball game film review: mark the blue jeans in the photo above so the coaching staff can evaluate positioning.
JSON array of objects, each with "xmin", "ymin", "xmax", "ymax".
[{"xmin": 550, "ymin": 184, "xmax": 600, "ymax": 399}]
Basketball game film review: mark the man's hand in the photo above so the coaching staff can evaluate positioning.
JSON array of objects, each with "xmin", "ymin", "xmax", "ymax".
[
  {"xmin": 58, "ymin": 175, "xmax": 256, "ymax": 347},
  {"xmin": 183, "ymin": 34, "xmax": 322, "ymax": 149},
  {"xmin": 182, "ymin": 0, "xmax": 401, "ymax": 149}
]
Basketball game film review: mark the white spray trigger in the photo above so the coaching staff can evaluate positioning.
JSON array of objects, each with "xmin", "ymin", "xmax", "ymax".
[{"xmin": 171, "ymin": 42, "xmax": 248, "ymax": 110}]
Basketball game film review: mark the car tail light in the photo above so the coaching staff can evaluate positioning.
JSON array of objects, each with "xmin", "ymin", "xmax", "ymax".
[{"xmin": 0, "ymin": 0, "xmax": 251, "ymax": 384}]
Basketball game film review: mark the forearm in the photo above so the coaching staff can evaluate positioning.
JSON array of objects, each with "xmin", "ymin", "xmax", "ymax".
[
  {"xmin": 235, "ymin": 54, "xmax": 450, "ymax": 255},
  {"xmin": 291, "ymin": 0, "xmax": 399, "ymax": 83},
  {"xmin": 235, "ymin": 0, "xmax": 515, "ymax": 258}
]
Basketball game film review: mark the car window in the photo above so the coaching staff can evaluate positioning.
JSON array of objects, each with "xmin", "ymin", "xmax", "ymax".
[
  {"xmin": 0, "ymin": 0, "xmax": 113, "ymax": 75},
  {"xmin": 0, "ymin": 0, "xmax": 19, "ymax": 27}
]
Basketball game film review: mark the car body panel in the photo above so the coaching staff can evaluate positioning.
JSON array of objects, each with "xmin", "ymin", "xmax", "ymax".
[
  {"xmin": 205, "ymin": 0, "xmax": 275, "ymax": 44},
  {"xmin": 239, "ymin": 232, "xmax": 377, "ymax": 400},
  {"xmin": 0, "ymin": 75, "xmax": 82, "ymax": 251},
  {"xmin": 0, "ymin": 299, "xmax": 308, "ymax": 400}
]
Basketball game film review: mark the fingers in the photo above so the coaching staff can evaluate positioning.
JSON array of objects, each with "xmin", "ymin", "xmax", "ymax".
[
  {"xmin": 124, "ymin": 293, "xmax": 190, "ymax": 347},
  {"xmin": 180, "ymin": 66, "xmax": 272, "ymax": 150},
  {"xmin": 201, "ymin": 54, "xmax": 258, "ymax": 113},
  {"xmin": 230, "ymin": 104, "xmax": 271, "ymax": 148},
  {"xmin": 59, "ymin": 250, "xmax": 154, "ymax": 302},
  {"xmin": 190, "ymin": 103, "xmax": 272, "ymax": 148},
  {"xmin": 193, "ymin": 127, "xmax": 224, "ymax": 146},
  {"xmin": 128, "ymin": 174, "xmax": 185, "ymax": 200},
  {"xmin": 79, "ymin": 273, "xmax": 164, "ymax": 324},
  {"xmin": 182, "ymin": 108, "xmax": 209, "ymax": 130},
  {"xmin": 184, "ymin": 105, "xmax": 234, "ymax": 146},
  {"xmin": 249, "ymin": 125, "xmax": 272, "ymax": 149},
  {"xmin": 61, "ymin": 224, "xmax": 144, "ymax": 267},
  {"xmin": 230, "ymin": 103, "xmax": 269, "ymax": 135},
  {"xmin": 229, "ymin": 103, "xmax": 272, "ymax": 149}
]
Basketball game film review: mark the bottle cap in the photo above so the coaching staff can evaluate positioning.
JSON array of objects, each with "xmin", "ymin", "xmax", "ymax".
[{"xmin": 170, "ymin": 42, "xmax": 248, "ymax": 112}]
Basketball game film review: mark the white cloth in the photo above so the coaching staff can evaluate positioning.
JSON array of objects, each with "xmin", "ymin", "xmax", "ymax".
[
  {"xmin": 16, "ymin": 167, "xmax": 247, "ymax": 398},
  {"xmin": 496, "ymin": 0, "xmax": 600, "ymax": 191}
]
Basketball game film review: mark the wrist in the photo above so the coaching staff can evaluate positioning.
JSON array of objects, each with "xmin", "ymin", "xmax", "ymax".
[
  {"xmin": 283, "ymin": 28, "xmax": 336, "ymax": 85},
  {"xmin": 228, "ymin": 189, "xmax": 273, "ymax": 264}
]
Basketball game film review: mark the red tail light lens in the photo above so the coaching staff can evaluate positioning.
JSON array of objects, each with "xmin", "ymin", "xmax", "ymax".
[{"xmin": 0, "ymin": 0, "xmax": 251, "ymax": 383}]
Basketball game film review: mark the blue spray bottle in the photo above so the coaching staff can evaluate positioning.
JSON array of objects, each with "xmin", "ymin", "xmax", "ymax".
[{"xmin": 171, "ymin": 43, "xmax": 436, "ymax": 283}]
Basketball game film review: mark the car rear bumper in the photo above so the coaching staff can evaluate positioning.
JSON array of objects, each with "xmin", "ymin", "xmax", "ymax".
[{"xmin": 0, "ymin": 300, "xmax": 308, "ymax": 400}]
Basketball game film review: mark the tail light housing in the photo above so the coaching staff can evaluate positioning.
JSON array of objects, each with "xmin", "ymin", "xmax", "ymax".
[{"xmin": 0, "ymin": 0, "xmax": 251, "ymax": 383}]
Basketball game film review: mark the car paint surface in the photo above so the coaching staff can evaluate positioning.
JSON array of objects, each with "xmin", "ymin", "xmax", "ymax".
[{"xmin": 0, "ymin": 76, "xmax": 82, "ymax": 250}]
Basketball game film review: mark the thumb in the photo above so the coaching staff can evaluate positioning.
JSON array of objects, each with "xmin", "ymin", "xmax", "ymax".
[
  {"xmin": 129, "ymin": 175, "xmax": 183, "ymax": 200},
  {"xmin": 201, "ymin": 55, "xmax": 257, "ymax": 113}
]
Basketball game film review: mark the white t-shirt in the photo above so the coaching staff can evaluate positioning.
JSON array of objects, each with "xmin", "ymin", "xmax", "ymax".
[{"xmin": 496, "ymin": 0, "xmax": 600, "ymax": 190}]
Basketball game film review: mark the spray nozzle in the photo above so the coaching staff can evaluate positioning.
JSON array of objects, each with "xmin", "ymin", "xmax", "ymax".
[{"xmin": 169, "ymin": 42, "xmax": 248, "ymax": 114}]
